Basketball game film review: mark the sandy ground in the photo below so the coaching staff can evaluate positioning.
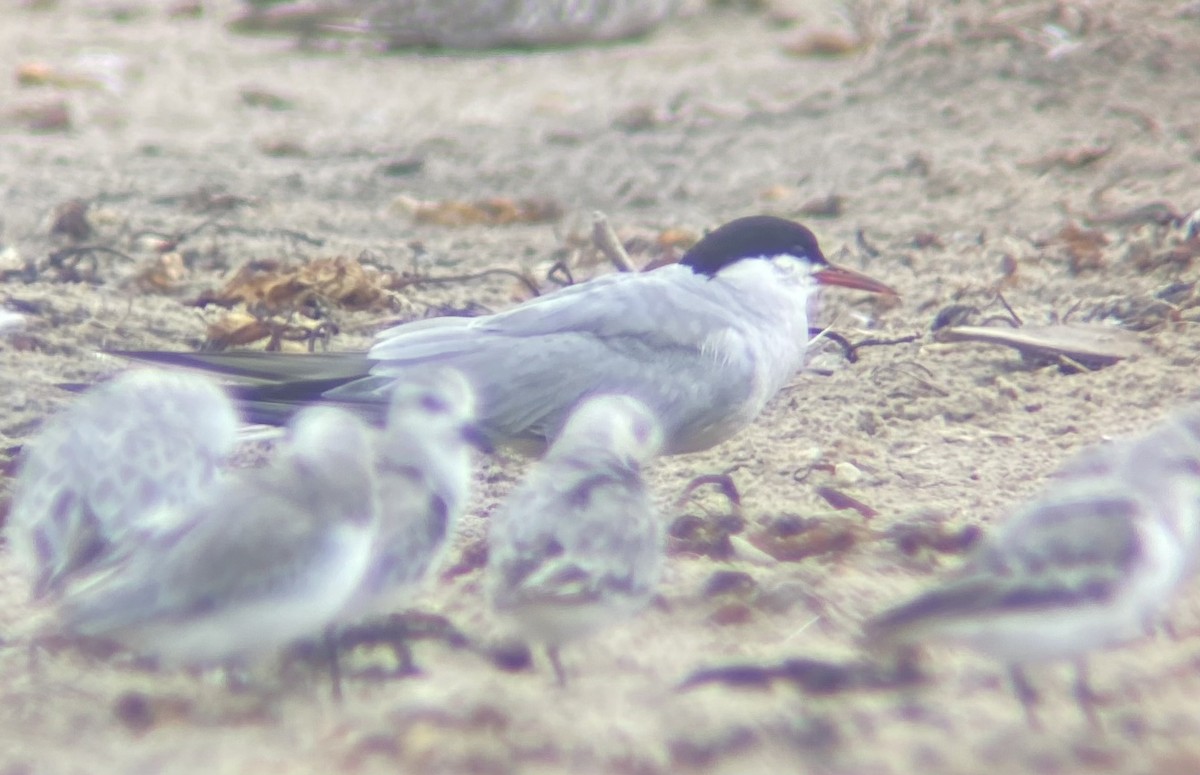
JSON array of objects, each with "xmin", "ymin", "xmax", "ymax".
[{"xmin": 3, "ymin": 0, "xmax": 1200, "ymax": 772}]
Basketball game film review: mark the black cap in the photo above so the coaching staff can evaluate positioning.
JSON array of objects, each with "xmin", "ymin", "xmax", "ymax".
[{"xmin": 679, "ymin": 216, "xmax": 826, "ymax": 277}]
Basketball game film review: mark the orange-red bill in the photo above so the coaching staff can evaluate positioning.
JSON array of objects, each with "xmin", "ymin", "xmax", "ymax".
[{"xmin": 813, "ymin": 264, "xmax": 899, "ymax": 296}]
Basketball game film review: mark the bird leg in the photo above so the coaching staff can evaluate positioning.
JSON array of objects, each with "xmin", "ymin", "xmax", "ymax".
[
  {"xmin": 324, "ymin": 627, "xmax": 344, "ymax": 703},
  {"xmin": 1071, "ymin": 659, "xmax": 1102, "ymax": 730},
  {"xmin": 1007, "ymin": 665, "xmax": 1042, "ymax": 730},
  {"xmin": 546, "ymin": 645, "xmax": 568, "ymax": 687}
]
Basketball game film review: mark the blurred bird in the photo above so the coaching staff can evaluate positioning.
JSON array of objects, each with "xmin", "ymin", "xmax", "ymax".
[
  {"xmin": 338, "ymin": 368, "xmax": 481, "ymax": 623},
  {"xmin": 57, "ymin": 406, "xmax": 379, "ymax": 668},
  {"xmin": 118, "ymin": 215, "xmax": 896, "ymax": 455},
  {"xmin": 865, "ymin": 407, "xmax": 1200, "ymax": 727},
  {"xmin": 486, "ymin": 394, "xmax": 663, "ymax": 685},
  {"xmin": 6, "ymin": 369, "xmax": 238, "ymax": 601}
]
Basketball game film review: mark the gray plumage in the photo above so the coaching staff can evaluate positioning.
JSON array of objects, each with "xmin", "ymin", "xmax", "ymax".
[
  {"xmin": 866, "ymin": 405, "xmax": 1200, "ymax": 724},
  {"xmin": 487, "ymin": 394, "xmax": 664, "ymax": 684},
  {"xmin": 58, "ymin": 406, "xmax": 379, "ymax": 666},
  {"xmin": 117, "ymin": 217, "xmax": 896, "ymax": 456},
  {"xmin": 338, "ymin": 368, "xmax": 479, "ymax": 623},
  {"xmin": 6, "ymin": 369, "xmax": 239, "ymax": 601}
]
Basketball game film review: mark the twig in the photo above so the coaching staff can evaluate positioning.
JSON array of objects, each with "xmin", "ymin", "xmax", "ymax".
[
  {"xmin": 591, "ymin": 211, "xmax": 636, "ymax": 273},
  {"xmin": 995, "ymin": 291, "xmax": 1023, "ymax": 326},
  {"xmin": 849, "ymin": 333, "xmax": 922, "ymax": 352},
  {"xmin": 808, "ymin": 326, "xmax": 858, "ymax": 363},
  {"xmin": 674, "ymin": 473, "xmax": 742, "ymax": 515},
  {"xmin": 545, "ymin": 259, "xmax": 575, "ymax": 287}
]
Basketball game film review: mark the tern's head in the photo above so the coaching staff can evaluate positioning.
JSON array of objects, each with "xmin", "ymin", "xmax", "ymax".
[
  {"xmin": 385, "ymin": 368, "xmax": 484, "ymax": 452},
  {"xmin": 556, "ymin": 394, "xmax": 663, "ymax": 464},
  {"xmin": 679, "ymin": 215, "xmax": 897, "ymax": 296}
]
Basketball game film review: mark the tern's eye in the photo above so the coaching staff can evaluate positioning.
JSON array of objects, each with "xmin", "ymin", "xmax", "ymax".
[{"xmin": 420, "ymin": 394, "xmax": 449, "ymax": 413}]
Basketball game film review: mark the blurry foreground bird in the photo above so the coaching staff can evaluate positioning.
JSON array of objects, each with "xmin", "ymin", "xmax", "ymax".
[
  {"xmin": 6, "ymin": 370, "xmax": 238, "ymax": 601},
  {"xmin": 487, "ymin": 394, "xmax": 663, "ymax": 685},
  {"xmin": 865, "ymin": 407, "xmax": 1200, "ymax": 727},
  {"xmin": 57, "ymin": 406, "xmax": 380, "ymax": 668}
]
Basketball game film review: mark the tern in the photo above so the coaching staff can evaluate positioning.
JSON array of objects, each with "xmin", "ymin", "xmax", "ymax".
[{"xmin": 121, "ymin": 216, "xmax": 896, "ymax": 454}]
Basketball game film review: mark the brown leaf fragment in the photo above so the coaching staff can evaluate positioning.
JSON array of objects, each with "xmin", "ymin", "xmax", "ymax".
[
  {"xmin": 1039, "ymin": 221, "xmax": 1109, "ymax": 274},
  {"xmin": 203, "ymin": 309, "xmax": 337, "ymax": 352},
  {"xmin": 396, "ymin": 195, "xmax": 563, "ymax": 227},
  {"xmin": 749, "ymin": 514, "xmax": 867, "ymax": 562},
  {"xmin": 204, "ymin": 309, "xmax": 272, "ymax": 349},
  {"xmin": 814, "ymin": 487, "xmax": 878, "ymax": 519},
  {"xmin": 196, "ymin": 255, "xmax": 394, "ymax": 314}
]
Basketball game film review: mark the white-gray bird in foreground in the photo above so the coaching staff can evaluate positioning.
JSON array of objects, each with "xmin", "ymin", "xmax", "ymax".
[
  {"xmin": 118, "ymin": 216, "xmax": 897, "ymax": 455},
  {"xmin": 337, "ymin": 367, "xmax": 482, "ymax": 625},
  {"xmin": 865, "ymin": 406, "xmax": 1200, "ymax": 727},
  {"xmin": 57, "ymin": 406, "xmax": 379, "ymax": 667},
  {"xmin": 487, "ymin": 394, "xmax": 664, "ymax": 685},
  {"xmin": 6, "ymin": 369, "xmax": 239, "ymax": 601}
]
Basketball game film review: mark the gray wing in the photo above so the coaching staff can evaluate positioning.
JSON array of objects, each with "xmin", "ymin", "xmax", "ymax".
[
  {"xmin": 356, "ymin": 268, "xmax": 757, "ymax": 447},
  {"xmin": 867, "ymin": 485, "xmax": 1146, "ymax": 644},
  {"xmin": 60, "ymin": 467, "xmax": 364, "ymax": 636},
  {"xmin": 356, "ymin": 468, "xmax": 450, "ymax": 601},
  {"xmin": 981, "ymin": 487, "xmax": 1144, "ymax": 580},
  {"xmin": 7, "ymin": 370, "xmax": 239, "ymax": 599}
]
